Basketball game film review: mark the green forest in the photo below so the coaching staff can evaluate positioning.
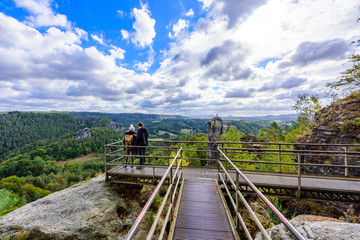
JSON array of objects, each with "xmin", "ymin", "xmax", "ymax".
[{"xmin": 0, "ymin": 111, "xmax": 276, "ymax": 216}]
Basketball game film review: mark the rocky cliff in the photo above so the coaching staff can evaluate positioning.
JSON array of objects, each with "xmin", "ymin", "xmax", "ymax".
[
  {"xmin": 75, "ymin": 128, "xmax": 92, "ymax": 139},
  {"xmin": 296, "ymin": 98, "xmax": 360, "ymax": 176},
  {"xmin": 299, "ymin": 98, "xmax": 360, "ymax": 144},
  {"xmin": 0, "ymin": 176, "xmax": 148, "ymax": 240}
]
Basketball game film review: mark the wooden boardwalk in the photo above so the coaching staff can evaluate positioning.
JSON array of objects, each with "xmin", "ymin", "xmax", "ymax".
[
  {"xmin": 172, "ymin": 179, "xmax": 235, "ymax": 240},
  {"xmin": 107, "ymin": 166, "xmax": 360, "ymax": 202}
]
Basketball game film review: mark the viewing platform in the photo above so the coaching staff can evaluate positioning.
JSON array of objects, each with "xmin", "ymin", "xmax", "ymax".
[{"xmin": 105, "ymin": 140, "xmax": 360, "ymax": 239}]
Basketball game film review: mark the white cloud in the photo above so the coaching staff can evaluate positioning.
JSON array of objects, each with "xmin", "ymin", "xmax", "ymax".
[
  {"xmin": 0, "ymin": 0, "xmax": 359, "ymax": 117},
  {"xmin": 186, "ymin": 9, "xmax": 194, "ymax": 17},
  {"xmin": 168, "ymin": 19, "xmax": 189, "ymax": 39},
  {"xmin": 14, "ymin": 0, "xmax": 69, "ymax": 28},
  {"xmin": 91, "ymin": 34, "xmax": 104, "ymax": 45},
  {"xmin": 117, "ymin": 10, "xmax": 125, "ymax": 17},
  {"xmin": 130, "ymin": 3, "xmax": 156, "ymax": 48},
  {"xmin": 134, "ymin": 47, "xmax": 155, "ymax": 71},
  {"xmin": 121, "ymin": 29, "xmax": 129, "ymax": 40},
  {"xmin": 109, "ymin": 45, "xmax": 125, "ymax": 60}
]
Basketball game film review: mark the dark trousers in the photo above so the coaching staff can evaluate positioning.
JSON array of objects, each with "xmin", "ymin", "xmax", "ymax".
[
  {"xmin": 125, "ymin": 148, "xmax": 135, "ymax": 165},
  {"xmin": 138, "ymin": 147, "xmax": 146, "ymax": 165}
]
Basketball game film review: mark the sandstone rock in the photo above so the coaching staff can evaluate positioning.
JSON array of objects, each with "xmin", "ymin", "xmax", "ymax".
[
  {"xmin": 0, "ymin": 176, "xmax": 146, "ymax": 240},
  {"xmin": 254, "ymin": 215, "xmax": 360, "ymax": 240},
  {"xmin": 296, "ymin": 99, "xmax": 360, "ymax": 176},
  {"xmin": 75, "ymin": 128, "xmax": 92, "ymax": 139},
  {"xmin": 106, "ymin": 121, "xmax": 123, "ymax": 132}
]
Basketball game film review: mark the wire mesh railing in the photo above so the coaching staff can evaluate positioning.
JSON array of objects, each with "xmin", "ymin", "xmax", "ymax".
[
  {"xmin": 218, "ymin": 148, "xmax": 306, "ymax": 240},
  {"xmin": 124, "ymin": 148, "xmax": 183, "ymax": 240}
]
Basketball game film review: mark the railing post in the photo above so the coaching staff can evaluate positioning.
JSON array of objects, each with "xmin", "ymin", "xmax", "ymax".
[
  {"xmin": 344, "ymin": 146, "xmax": 348, "ymax": 177},
  {"xmin": 167, "ymin": 142, "xmax": 170, "ymax": 167},
  {"xmin": 225, "ymin": 148, "xmax": 228, "ymax": 183},
  {"xmin": 152, "ymin": 147, "xmax": 155, "ymax": 185},
  {"xmin": 235, "ymin": 171, "xmax": 240, "ymax": 233},
  {"xmin": 278, "ymin": 144, "xmax": 281, "ymax": 173},
  {"xmin": 104, "ymin": 144, "xmax": 108, "ymax": 183},
  {"xmin": 170, "ymin": 160, "xmax": 173, "ymax": 220},
  {"xmin": 296, "ymin": 152, "xmax": 301, "ymax": 200}
]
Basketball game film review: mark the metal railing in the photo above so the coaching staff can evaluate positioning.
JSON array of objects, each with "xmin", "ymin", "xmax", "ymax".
[
  {"xmin": 105, "ymin": 140, "xmax": 360, "ymax": 181},
  {"xmin": 218, "ymin": 148, "xmax": 305, "ymax": 240},
  {"xmin": 124, "ymin": 148, "xmax": 183, "ymax": 240}
]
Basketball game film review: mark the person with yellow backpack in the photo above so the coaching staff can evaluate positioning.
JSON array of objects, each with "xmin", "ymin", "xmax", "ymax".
[{"xmin": 122, "ymin": 124, "xmax": 137, "ymax": 167}]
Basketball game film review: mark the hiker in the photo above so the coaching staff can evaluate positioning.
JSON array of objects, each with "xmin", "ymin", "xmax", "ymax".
[
  {"xmin": 136, "ymin": 122, "xmax": 148, "ymax": 166},
  {"xmin": 122, "ymin": 124, "xmax": 137, "ymax": 167}
]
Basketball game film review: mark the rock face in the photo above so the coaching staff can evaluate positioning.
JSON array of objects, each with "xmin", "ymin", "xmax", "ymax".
[
  {"xmin": 75, "ymin": 128, "xmax": 92, "ymax": 139},
  {"xmin": 254, "ymin": 215, "xmax": 360, "ymax": 240},
  {"xmin": 0, "ymin": 176, "xmax": 145, "ymax": 240},
  {"xmin": 296, "ymin": 99, "xmax": 360, "ymax": 176},
  {"xmin": 207, "ymin": 115, "xmax": 230, "ymax": 163},
  {"xmin": 106, "ymin": 121, "xmax": 123, "ymax": 132}
]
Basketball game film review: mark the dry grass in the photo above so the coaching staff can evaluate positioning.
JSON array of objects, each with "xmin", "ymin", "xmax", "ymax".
[{"xmin": 58, "ymin": 153, "xmax": 103, "ymax": 165}]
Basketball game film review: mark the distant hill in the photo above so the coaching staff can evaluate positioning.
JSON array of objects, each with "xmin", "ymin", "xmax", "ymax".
[
  {"xmin": 188, "ymin": 114, "xmax": 297, "ymax": 121},
  {"xmin": 223, "ymin": 114, "xmax": 298, "ymax": 121}
]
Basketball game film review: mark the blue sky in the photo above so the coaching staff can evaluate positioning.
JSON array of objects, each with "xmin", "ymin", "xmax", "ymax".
[{"xmin": 0, "ymin": 0, "xmax": 359, "ymax": 117}]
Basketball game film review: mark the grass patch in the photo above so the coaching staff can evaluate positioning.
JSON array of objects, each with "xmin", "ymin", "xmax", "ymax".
[{"xmin": 58, "ymin": 153, "xmax": 104, "ymax": 165}]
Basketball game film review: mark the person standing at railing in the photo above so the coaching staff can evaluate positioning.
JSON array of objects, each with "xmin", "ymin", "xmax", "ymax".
[
  {"xmin": 136, "ymin": 122, "xmax": 148, "ymax": 168},
  {"xmin": 122, "ymin": 124, "xmax": 137, "ymax": 167}
]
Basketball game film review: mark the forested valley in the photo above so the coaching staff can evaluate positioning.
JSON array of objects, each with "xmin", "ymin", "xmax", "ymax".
[{"xmin": 0, "ymin": 111, "xmax": 276, "ymax": 216}]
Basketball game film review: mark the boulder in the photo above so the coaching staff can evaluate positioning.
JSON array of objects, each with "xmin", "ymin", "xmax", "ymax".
[
  {"xmin": 75, "ymin": 128, "xmax": 92, "ymax": 139},
  {"xmin": 255, "ymin": 215, "xmax": 360, "ymax": 240},
  {"xmin": 0, "ymin": 176, "xmax": 146, "ymax": 240}
]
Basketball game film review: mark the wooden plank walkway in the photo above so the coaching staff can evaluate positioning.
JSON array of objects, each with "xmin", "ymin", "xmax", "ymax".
[
  {"xmin": 108, "ymin": 166, "xmax": 360, "ymax": 194},
  {"xmin": 172, "ymin": 179, "xmax": 235, "ymax": 240}
]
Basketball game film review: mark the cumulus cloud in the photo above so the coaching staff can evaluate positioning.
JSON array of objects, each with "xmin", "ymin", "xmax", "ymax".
[
  {"xmin": 168, "ymin": 19, "xmax": 189, "ymax": 39},
  {"xmin": 134, "ymin": 47, "xmax": 155, "ymax": 71},
  {"xmin": 186, "ymin": 9, "xmax": 194, "ymax": 17},
  {"xmin": 91, "ymin": 34, "xmax": 104, "ymax": 45},
  {"xmin": 258, "ymin": 77, "xmax": 307, "ymax": 92},
  {"xmin": 109, "ymin": 45, "xmax": 125, "ymax": 60},
  {"xmin": 130, "ymin": 3, "xmax": 156, "ymax": 48},
  {"xmin": 121, "ymin": 29, "xmax": 129, "ymax": 40},
  {"xmin": 279, "ymin": 39, "xmax": 350, "ymax": 68},
  {"xmin": 14, "ymin": 0, "xmax": 69, "ymax": 28},
  {"xmin": 203, "ymin": 0, "xmax": 266, "ymax": 28},
  {"xmin": 225, "ymin": 88, "xmax": 253, "ymax": 98}
]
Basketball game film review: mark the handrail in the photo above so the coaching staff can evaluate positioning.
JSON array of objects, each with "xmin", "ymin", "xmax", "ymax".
[
  {"xmin": 149, "ymin": 139, "xmax": 360, "ymax": 147},
  {"xmin": 105, "ymin": 140, "xmax": 360, "ymax": 181},
  {"xmin": 218, "ymin": 148, "xmax": 306, "ymax": 240},
  {"xmin": 124, "ymin": 148, "xmax": 182, "ymax": 240}
]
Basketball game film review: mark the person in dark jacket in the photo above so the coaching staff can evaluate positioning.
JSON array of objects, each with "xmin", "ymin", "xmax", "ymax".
[
  {"xmin": 122, "ymin": 124, "xmax": 137, "ymax": 167},
  {"xmin": 136, "ymin": 122, "xmax": 148, "ymax": 166}
]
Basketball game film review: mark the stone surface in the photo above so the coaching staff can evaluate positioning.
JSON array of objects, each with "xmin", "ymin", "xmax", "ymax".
[
  {"xmin": 0, "ymin": 176, "xmax": 145, "ymax": 240},
  {"xmin": 296, "ymin": 99, "xmax": 360, "ymax": 176},
  {"xmin": 254, "ymin": 215, "xmax": 360, "ymax": 240},
  {"xmin": 75, "ymin": 128, "xmax": 92, "ymax": 139}
]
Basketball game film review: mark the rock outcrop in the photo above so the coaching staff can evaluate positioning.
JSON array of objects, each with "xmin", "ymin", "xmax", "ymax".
[
  {"xmin": 255, "ymin": 215, "xmax": 360, "ymax": 240},
  {"xmin": 0, "ymin": 176, "xmax": 146, "ymax": 240},
  {"xmin": 296, "ymin": 99, "xmax": 360, "ymax": 176},
  {"xmin": 75, "ymin": 128, "xmax": 92, "ymax": 139},
  {"xmin": 106, "ymin": 121, "xmax": 123, "ymax": 132}
]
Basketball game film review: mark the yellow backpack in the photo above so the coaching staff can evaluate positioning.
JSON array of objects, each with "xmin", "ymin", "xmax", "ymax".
[{"xmin": 124, "ymin": 134, "xmax": 134, "ymax": 150}]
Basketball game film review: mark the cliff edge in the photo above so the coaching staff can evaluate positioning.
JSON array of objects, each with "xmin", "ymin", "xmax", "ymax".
[{"xmin": 0, "ymin": 176, "xmax": 146, "ymax": 240}]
